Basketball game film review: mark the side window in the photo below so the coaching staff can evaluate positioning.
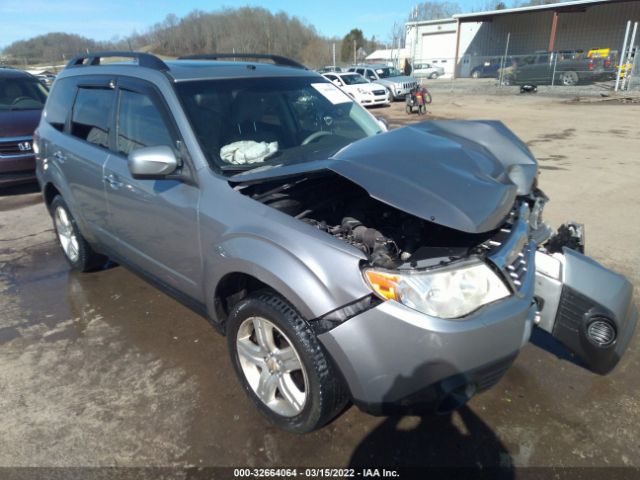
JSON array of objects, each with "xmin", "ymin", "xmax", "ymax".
[
  {"xmin": 70, "ymin": 87, "xmax": 114, "ymax": 149},
  {"xmin": 116, "ymin": 89, "xmax": 174, "ymax": 156},
  {"xmin": 44, "ymin": 77, "xmax": 78, "ymax": 132},
  {"xmin": 325, "ymin": 74, "xmax": 337, "ymax": 82}
]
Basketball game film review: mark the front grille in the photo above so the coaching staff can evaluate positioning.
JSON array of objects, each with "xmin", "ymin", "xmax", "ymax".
[
  {"xmin": 480, "ymin": 204, "xmax": 531, "ymax": 291},
  {"xmin": 506, "ymin": 244, "xmax": 529, "ymax": 289},
  {"xmin": 0, "ymin": 138, "xmax": 32, "ymax": 156},
  {"xmin": 373, "ymin": 89, "xmax": 386, "ymax": 95}
]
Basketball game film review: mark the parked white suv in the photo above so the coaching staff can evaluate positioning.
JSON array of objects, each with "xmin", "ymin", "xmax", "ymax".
[
  {"xmin": 322, "ymin": 72, "xmax": 390, "ymax": 107},
  {"xmin": 348, "ymin": 65, "xmax": 418, "ymax": 101}
]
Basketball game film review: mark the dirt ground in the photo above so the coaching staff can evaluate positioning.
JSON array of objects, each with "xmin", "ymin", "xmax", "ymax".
[{"xmin": 1, "ymin": 88, "xmax": 639, "ymax": 472}]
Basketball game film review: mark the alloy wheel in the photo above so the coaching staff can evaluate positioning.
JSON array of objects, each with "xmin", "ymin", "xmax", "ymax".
[
  {"xmin": 236, "ymin": 316, "xmax": 309, "ymax": 417},
  {"xmin": 54, "ymin": 206, "xmax": 80, "ymax": 262}
]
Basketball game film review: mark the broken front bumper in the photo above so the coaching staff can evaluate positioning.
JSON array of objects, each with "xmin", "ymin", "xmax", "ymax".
[
  {"xmin": 318, "ymin": 257, "xmax": 537, "ymax": 414},
  {"xmin": 534, "ymin": 247, "xmax": 637, "ymax": 374}
]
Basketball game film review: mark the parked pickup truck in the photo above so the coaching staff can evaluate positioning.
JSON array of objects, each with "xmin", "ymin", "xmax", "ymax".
[{"xmin": 503, "ymin": 51, "xmax": 612, "ymax": 86}]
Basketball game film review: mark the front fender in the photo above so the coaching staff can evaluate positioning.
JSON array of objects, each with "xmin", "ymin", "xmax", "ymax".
[{"xmin": 204, "ymin": 232, "xmax": 371, "ymax": 322}]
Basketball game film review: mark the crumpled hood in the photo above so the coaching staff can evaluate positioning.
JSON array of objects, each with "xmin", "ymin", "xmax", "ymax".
[{"xmin": 231, "ymin": 120, "xmax": 538, "ymax": 234}]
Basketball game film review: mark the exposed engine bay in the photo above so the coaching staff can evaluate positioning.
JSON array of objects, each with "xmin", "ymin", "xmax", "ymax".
[{"xmin": 236, "ymin": 173, "xmax": 539, "ymax": 269}]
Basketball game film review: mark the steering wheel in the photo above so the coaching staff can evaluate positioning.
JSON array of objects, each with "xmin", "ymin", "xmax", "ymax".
[
  {"xmin": 301, "ymin": 131, "xmax": 334, "ymax": 146},
  {"xmin": 11, "ymin": 96, "xmax": 32, "ymax": 105}
]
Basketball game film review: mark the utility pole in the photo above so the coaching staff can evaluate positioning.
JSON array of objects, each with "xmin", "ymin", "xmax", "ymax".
[
  {"xmin": 353, "ymin": 39, "xmax": 356, "ymax": 65},
  {"xmin": 332, "ymin": 43, "xmax": 336, "ymax": 67}
]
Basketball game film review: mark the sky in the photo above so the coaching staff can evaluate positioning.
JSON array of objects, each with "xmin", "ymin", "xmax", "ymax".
[{"xmin": 1, "ymin": 0, "xmax": 488, "ymax": 49}]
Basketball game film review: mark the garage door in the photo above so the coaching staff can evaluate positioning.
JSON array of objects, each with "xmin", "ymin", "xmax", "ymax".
[{"xmin": 420, "ymin": 32, "xmax": 457, "ymax": 60}]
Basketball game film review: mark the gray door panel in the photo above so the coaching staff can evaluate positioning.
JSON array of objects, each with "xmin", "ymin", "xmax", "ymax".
[
  {"xmin": 103, "ymin": 79, "xmax": 202, "ymax": 299},
  {"xmin": 103, "ymin": 157, "xmax": 202, "ymax": 298},
  {"xmin": 57, "ymin": 138, "xmax": 109, "ymax": 240}
]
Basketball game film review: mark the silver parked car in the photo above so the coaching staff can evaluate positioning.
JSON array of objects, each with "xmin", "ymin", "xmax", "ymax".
[
  {"xmin": 413, "ymin": 62, "xmax": 445, "ymax": 79},
  {"xmin": 35, "ymin": 52, "xmax": 637, "ymax": 433},
  {"xmin": 348, "ymin": 64, "xmax": 418, "ymax": 100}
]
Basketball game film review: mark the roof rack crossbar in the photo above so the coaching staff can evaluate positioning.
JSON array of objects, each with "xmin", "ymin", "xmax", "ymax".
[
  {"xmin": 66, "ymin": 51, "xmax": 169, "ymax": 71},
  {"xmin": 177, "ymin": 53, "xmax": 306, "ymax": 69}
]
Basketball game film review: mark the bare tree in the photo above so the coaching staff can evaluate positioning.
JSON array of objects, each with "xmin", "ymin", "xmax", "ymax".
[{"xmin": 411, "ymin": 1, "xmax": 461, "ymax": 21}]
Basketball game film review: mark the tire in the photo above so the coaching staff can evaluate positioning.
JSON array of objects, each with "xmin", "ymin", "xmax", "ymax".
[
  {"xmin": 406, "ymin": 104, "xmax": 412, "ymax": 114},
  {"xmin": 387, "ymin": 89, "xmax": 394, "ymax": 103},
  {"xmin": 472, "ymin": 70, "xmax": 480, "ymax": 79},
  {"xmin": 429, "ymin": 72, "xmax": 438, "ymax": 79},
  {"xmin": 423, "ymin": 90, "xmax": 432, "ymax": 105},
  {"xmin": 560, "ymin": 71, "xmax": 578, "ymax": 86},
  {"xmin": 227, "ymin": 291, "xmax": 348, "ymax": 433},
  {"xmin": 51, "ymin": 195, "xmax": 107, "ymax": 272},
  {"xmin": 502, "ymin": 75, "xmax": 514, "ymax": 86}
]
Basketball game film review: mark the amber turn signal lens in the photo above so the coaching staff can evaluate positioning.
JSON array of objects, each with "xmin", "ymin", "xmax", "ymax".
[{"xmin": 364, "ymin": 270, "xmax": 400, "ymax": 301}]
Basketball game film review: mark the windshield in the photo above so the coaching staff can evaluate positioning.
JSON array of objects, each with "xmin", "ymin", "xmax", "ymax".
[
  {"xmin": 0, "ymin": 77, "xmax": 48, "ymax": 111},
  {"xmin": 340, "ymin": 74, "xmax": 368, "ymax": 85},
  {"xmin": 375, "ymin": 67, "xmax": 402, "ymax": 78},
  {"xmin": 177, "ymin": 76, "xmax": 382, "ymax": 174}
]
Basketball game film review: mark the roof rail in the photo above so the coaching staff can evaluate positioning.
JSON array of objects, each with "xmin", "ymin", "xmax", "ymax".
[
  {"xmin": 66, "ymin": 51, "xmax": 169, "ymax": 71},
  {"xmin": 177, "ymin": 53, "xmax": 306, "ymax": 69}
]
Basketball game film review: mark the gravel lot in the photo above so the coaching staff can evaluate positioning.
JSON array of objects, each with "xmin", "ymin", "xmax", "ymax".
[{"xmin": 1, "ymin": 87, "xmax": 639, "ymax": 474}]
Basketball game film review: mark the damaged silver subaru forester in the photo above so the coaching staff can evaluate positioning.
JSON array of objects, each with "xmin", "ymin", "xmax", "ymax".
[{"xmin": 35, "ymin": 52, "xmax": 637, "ymax": 433}]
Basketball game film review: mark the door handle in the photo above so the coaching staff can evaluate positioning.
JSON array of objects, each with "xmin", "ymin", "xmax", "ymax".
[
  {"xmin": 103, "ymin": 174, "xmax": 124, "ymax": 190},
  {"xmin": 52, "ymin": 151, "xmax": 66, "ymax": 163}
]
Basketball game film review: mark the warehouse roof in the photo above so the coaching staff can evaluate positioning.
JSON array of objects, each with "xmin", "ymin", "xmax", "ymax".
[{"xmin": 454, "ymin": 0, "xmax": 634, "ymax": 22}]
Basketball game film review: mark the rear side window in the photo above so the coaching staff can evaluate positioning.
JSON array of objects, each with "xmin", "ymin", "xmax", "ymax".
[
  {"xmin": 44, "ymin": 77, "xmax": 78, "ymax": 132},
  {"xmin": 116, "ymin": 90, "xmax": 174, "ymax": 156},
  {"xmin": 70, "ymin": 87, "xmax": 114, "ymax": 149}
]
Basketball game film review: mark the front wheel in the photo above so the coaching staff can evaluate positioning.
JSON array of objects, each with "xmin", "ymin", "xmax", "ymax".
[
  {"xmin": 51, "ymin": 195, "xmax": 106, "ymax": 272},
  {"xmin": 422, "ymin": 90, "xmax": 433, "ymax": 105},
  {"xmin": 227, "ymin": 291, "xmax": 348, "ymax": 433},
  {"xmin": 472, "ymin": 70, "xmax": 480, "ymax": 79},
  {"xmin": 429, "ymin": 72, "xmax": 438, "ymax": 79}
]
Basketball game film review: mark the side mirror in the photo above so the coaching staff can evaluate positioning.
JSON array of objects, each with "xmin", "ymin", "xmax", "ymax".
[
  {"xmin": 332, "ymin": 79, "xmax": 343, "ymax": 87},
  {"xmin": 128, "ymin": 145, "xmax": 178, "ymax": 179},
  {"xmin": 376, "ymin": 117, "xmax": 389, "ymax": 131}
]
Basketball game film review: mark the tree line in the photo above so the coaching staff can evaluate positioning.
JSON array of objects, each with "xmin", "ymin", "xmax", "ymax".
[
  {"xmin": 1, "ymin": 7, "xmax": 382, "ymax": 68},
  {"xmin": 1, "ymin": 1, "xmax": 572, "ymax": 67}
]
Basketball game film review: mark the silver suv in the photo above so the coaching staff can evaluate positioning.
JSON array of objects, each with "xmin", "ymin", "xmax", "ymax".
[
  {"xmin": 35, "ymin": 52, "xmax": 637, "ymax": 433},
  {"xmin": 348, "ymin": 64, "xmax": 418, "ymax": 100}
]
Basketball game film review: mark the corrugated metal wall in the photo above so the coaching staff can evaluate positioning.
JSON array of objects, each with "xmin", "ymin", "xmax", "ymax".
[{"xmin": 458, "ymin": 1, "xmax": 640, "ymax": 76}]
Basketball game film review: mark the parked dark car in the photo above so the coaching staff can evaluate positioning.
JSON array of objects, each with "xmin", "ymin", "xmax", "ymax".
[
  {"xmin": 0, "ymin": 68, "xmax": 48, "ymax": 187},
  {"xmin": 503, "ymin": 51, "xmax": 610, "ymax": 86},
  {"xmin": 470, "ymin": 58, "xmax": 506, "ymax": 78}
]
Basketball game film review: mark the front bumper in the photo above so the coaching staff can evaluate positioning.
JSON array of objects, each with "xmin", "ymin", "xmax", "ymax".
[
  {"xmin": 319, "ymin": 264, "xmax": 536, "ymax": 414},
  {"xmin": 360, "ymin": 95, "xmax": 390, "ymax": 106},
  {"xmin": 0, "ymin": 153, "xmax": 36, "ymax": 187}
]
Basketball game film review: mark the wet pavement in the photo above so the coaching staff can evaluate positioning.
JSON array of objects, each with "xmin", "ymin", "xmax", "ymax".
[{"xmin": 1, "ymin": 96, "xmax": 639, "ymax": 470}]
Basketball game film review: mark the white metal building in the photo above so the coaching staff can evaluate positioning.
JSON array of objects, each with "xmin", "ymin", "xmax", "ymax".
[
  {"xmin": 405, "ymin": 0, "xmax": 640, "ymax": 78},
  {"xmin": 405, "ymin": 18, "xmax": 459, "ymax": 77}
]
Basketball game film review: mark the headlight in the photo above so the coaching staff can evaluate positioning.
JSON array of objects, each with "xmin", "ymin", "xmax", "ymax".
[
  {"xmin": 356, "ymin": 87, "xmax": 370, "ymax": 95},
  {"xmin": 363, "ymin": 261, "xmax": 510, "ymax": 319}
]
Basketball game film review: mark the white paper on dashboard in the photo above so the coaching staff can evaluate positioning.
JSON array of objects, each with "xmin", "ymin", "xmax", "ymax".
[{"xmin": 311, "ymin": 83, "xmax": 353, "ymax": 104}]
